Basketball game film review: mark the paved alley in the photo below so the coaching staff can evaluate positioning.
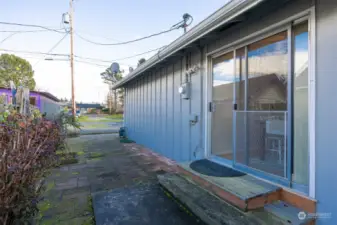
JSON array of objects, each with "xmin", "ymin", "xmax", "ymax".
[{"xmin": 37, "ymin": 134, "xmax": 203, "ymax": 225}]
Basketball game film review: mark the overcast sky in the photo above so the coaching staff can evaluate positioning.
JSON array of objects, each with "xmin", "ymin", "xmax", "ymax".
[{"xmin": 0, "ymin": 0, "xmax": 226, "ymax": 103}]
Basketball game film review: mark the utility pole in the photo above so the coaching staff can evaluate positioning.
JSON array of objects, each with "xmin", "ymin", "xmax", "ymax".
[
  {"xmin": 114, "ymin": 89, "xmax": 117, "ymax": 113},
  {"xmin": 69, "ymin": 0, "xmax": 76, "ymax": 116}
]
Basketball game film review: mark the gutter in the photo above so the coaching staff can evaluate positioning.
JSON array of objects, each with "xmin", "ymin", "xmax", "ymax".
[{"xmin": 112, "ymin": 0, "xmax": 264, "ymax": 89}]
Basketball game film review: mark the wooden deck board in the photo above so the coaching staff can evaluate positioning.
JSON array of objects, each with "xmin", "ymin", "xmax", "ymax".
[
  {"xmin": 179, "ymin": 162, "xmax": 281, "ymax": 201},
  {"xmin": 158, "ymin": 173, "xmax": 265, "ymax": 225}
]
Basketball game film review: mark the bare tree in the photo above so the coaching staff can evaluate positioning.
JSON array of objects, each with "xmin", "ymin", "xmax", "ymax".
[{"xmin": 100, "ymin": 67, "xmax": 123, "ymax": 113}]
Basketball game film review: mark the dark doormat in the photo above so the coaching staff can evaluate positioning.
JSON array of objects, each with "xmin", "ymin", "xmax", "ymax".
[
  {"xmin": 92, "ymin": 183, "xmax": 205, "ymax": 225},
  {"xmin": 189, "ymin": 159, "xmax": 246, "ymax": 177}
]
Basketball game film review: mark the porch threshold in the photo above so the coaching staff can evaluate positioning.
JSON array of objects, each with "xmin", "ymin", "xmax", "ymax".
[{"xmin": 178, "ymin": 160, "xmax": 281, "ymax": 211}]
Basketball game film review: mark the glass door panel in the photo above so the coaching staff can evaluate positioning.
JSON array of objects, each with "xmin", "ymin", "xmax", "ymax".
[
  {"xmin": 211, "ymin": 52, "xmax": 234, "ymax": 160},
  {"xmin": 236, "ymin": 31, "xmax": 289, "ymax": 178},
  {"xmin": 293, "ymin": 22, "xmax": 309, "ymax": 186}
]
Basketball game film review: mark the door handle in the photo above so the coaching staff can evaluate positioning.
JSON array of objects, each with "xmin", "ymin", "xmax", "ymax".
[
  {"xmin": 209, "ymin": 102, "xmax": 215, "ymax": 112},
  {"xmin": 233, "ymin": 103, "xmax": 238, "ymax": 110}
]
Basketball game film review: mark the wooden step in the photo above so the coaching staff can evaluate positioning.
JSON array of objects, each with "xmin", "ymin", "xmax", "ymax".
[
  {"xmin": 280, "ymin": 189, "xmax": 316, "ymax": 214},
  {"xmin": 158, "ymin": 173, "xmax": 315, "ymax": 225},
  {"xmin": 177, "ymin": 161, "xmax": 282, "ymax": 211},
  {"xmin": 253, "ymin": 201, "xmax": 315, "ymax": 225},
  {"xmin": 158, "ymin": 173, "xmax": 264, "ymax": 225}
]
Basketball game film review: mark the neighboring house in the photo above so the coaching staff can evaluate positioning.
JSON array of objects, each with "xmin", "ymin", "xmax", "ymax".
[
  {"xmin": 76, "ymin": 103, "xmax": 102, "ymax": 114},
  {"xmin": 113, "ymin": 0, "xmax": 337, "ymax": 224},
  {"xmin": 0, "ymin": 87, "xmax": 61, "ymax": 120},
  {"xmin": 64, "ymin": 103, "xmax": 103, "ymax": 115}
]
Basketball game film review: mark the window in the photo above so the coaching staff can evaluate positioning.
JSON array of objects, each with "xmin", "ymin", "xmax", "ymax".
[{"xmin": 30, "ymin": 97, "xmax": 36, "ymax": 106}]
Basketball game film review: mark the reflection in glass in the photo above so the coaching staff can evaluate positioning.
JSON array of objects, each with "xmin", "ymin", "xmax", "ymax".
[
  {"xmin": 248, "ymin": 31, "xmax": 288, "ymax": 110},
  {"xmin": 236, "ymin": 32, "xmax": 289, "ymax": 177},
  {"xmin": 293, "ymin": 22, "xmax": 309, "ymax": 186},
  {"xmin": 211, "ymin": 52, "xmax": 234, "ymax": 159}
]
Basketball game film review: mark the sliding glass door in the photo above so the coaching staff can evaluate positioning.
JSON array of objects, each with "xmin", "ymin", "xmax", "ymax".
[
  {"xmin": 211, "ymin": 52, "xmax": 235, "ymax": 161},
  {"xmin": 293, "ymin": 21, "xmax": 309, "ymax": 188},
  {"xmin": 210, "ymin": 20, "xmax": 310, "ymax": 191},
  {"xmin": 237, "ymin": 31, "xmax": 289, "ymax": 178}
]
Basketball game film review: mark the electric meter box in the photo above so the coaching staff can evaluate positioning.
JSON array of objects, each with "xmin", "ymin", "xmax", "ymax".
[{"xmin": 179, "ymin": 82, "xmax": 191, "ymax": 100}]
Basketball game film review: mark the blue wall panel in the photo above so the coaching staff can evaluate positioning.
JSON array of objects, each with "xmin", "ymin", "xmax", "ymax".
[
  {"xmin": 126, "ymin": 83, "xmax": 131, "ymax": 138},
  {"xmin": 181, "ymin": 58, "xmax": 191, "ymax": 161},
  {"xmin": 144, "ymin": 74, "xmax": 148, "ymax": 147},
  {"xmin": 132, "ymin": 82, "xmax": 135, "ymax": 140},
  {"xmin": 124, "ymin": 87, "xmax": 128, "ymax": 129},
  {"xmin": 140, "ymin": 77, "xmax": 144, "ymax": 145},
  {"xmin": 316, "ymin": 1, "xmax": 337, "ymax": 224},
  {"xmin": 136, "ymin": 79, "xmax": 141, "ymax": 144},
  {"xmin": 134, "ymin": 80, "xmax": 138, "ymax": 141},
  {"xmin": 124, "ymin": 54, "xmax": 203, "ymax": 163},
  {"xmin": 161, "ymin": 68, "xmax": 168, "ymax": 158},
  {"xmin": 130, "ymin": 82, "xmax": 135, "ymax": 140},
  {"xmin": 166, "ymin": 65, "xmax": 174, "ymax": 160},
  {"xmin": 173, "ymin": 59, "xmax": 183, "ymax": 161},
  {"xmin": 151, "ymin": 72, "xmax": 156, "ymax": 150},
  {"xmin": 190, "ymin": 49, "xmax": 203, "ymax": 160},
  {"xmin": 146, "ymin": 74, "xmax": 151, "ymax": 147},
  {"xmin": 132, "ymin": 81, "xmax": 136, "ymax": 140},
  {"xmin": 155, "ymin": 70, "xmax": 161, "ymax": 154}
]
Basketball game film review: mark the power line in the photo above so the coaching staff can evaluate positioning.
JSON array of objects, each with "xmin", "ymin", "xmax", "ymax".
[
  {"xmin": 34, "ymin": 32, "xmax": 69, "ymax": 67},
  {"xmin": 74, "ymin": 28, "xmax": 176, "ymax": 46},
  {"xmin": 0, "ymin": 21, "xmax": 65, "ymax": 34},
  {"xmin": 74, "ymin": 30, "xmax": 121, "ymax": 42},
  {"xmin": 45, "ymin": 33, "xmax": 69, "ymax": 54},
  {"xmin": 0, "ymin": 29, "xmax": 66, "ymax": 46},
  {"xmin": 0, "ymin": 46, "xmax": 165, "ymax": 63},
  {"xmin": 0, "ymin": 48, "xmax": 69, "ymax": 57},
  {"xmin": 38, "ymin": 58, "xmax": 113, "ymax": 68},
  {"xmin": 73, "ymin": 13, "xmax": 193, "ymax": 46},
  {"xmin": 0, "ymin": 28, "xmax": 65, "ymax": 33},
  {"xmin": 74, "ymin": 46, "xmax": 165, "ymax": 63},
  {"xmin": 74, "ymin": 59, "xmax": 109, "ymax": 68},
  {"xmin": 16, "ymin": 55, "xmax": 47, "ymax": 60},
  {"xmin": 0, "ymin": 33, "xmax": 17, "ymax": 45}
]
